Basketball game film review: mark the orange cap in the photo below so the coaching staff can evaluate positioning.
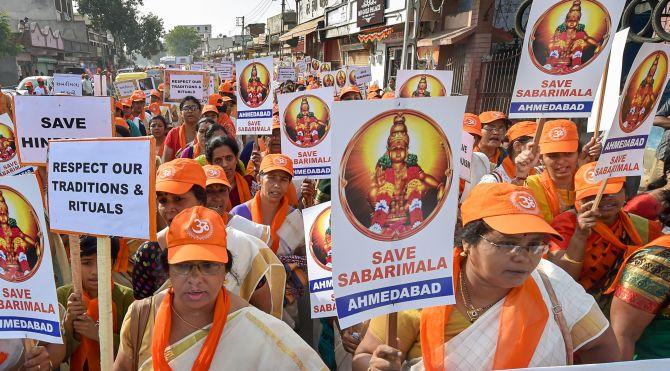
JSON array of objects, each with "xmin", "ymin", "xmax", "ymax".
[
  {"xmin": 462, "ymin": 113, "xmax": 482, "ymax": 137},
  {"xmin": 114, "ymin": 99, "xmax": 124, "ymax": 111},
  {"xmin": 203, "ymin": 165, "xmax": 231, "ymax": 188},
  {"xmin": 130, "ymin": 90, "xmax": 146, "ymax": 102},
  {"xmin": 574, "ymin": 162, "xmax": 626, "ymax": 201},
  {"xmin": 539, "ymin": 119, "xmax": 579, "ymax": 154},
  {"xmin": 367, "ymin": 91, "xmax": 381, "ymax": 99},
  {"xmin": 208, "ymin": 94, "xmax": 224, "ymax": 107},
  {"xmin": 25, "ymin": 81, "xmax": 33, "ymax": 88},
  {"xmin": 507, "ymin": 121, "xmax": 537, "ymax": 142},
  {"xmin": 158, "ymin": 83, "xmax": 165, "ymax": 92},
  {"xmin": 150, "ymin": 89, "xmax": 161, "ymax": 97},
  {"xmin": 259, "ymin": 154, "xmax": 294, "ymax": 177},
  {"xmin": 202, "ymin": 104, "xmax": 219, "ymax": 116},
  {"xmin": 122, "ymin": 98, "xmax": 131, "ymax": 107},
  {"xmin": 114, "ymin": 117, "xmax": 129, "ymax": 129},
  {"xmin": 156, "ymin": 159, "xmax": 207, "ymax": 195},
  {"xmin": 148, "ymin": 102, "xmax": 161, "ymax": 116},
  {"xmin": 462, "ymin": 183, "xmax": 561, "ymax": 238},
  {"xmin": 338, "ymin": 85, "xmax": 361, "ymax": 99},
  {"xmin": 219, "ymin": 82, "xmax": 233, "ymax": 94},
  {"xmin": 479, "ymin": 111, "xmax": 509, "ymax": 125},
  {"xmin": 167, "ymin": 206, "xmax": 228, "ymax": 264},
  {"xmin": 381, "ymin": 91, "xmax": 395, "ymax": 99}
]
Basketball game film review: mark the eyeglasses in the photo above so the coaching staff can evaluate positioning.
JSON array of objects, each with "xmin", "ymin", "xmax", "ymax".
[
  {"xmin": 482, "ymin": 125, "xmax": 506, "ymax": 133},
  {"xmin": 171, "ymin": 262, "xmax": 223, "ymax": 276},
  {"xmin": 478, "ymin": 235, "xmax": 549, "ymax": 256},
  {"xmin": 182, "ymin": 105, "xmax": 200, "ymax": 112}
]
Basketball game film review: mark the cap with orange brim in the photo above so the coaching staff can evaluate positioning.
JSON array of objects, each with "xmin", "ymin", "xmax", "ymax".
[
  {"xmin": 122, "ymin": 98, "xmax": 131, "ymax": 107},
  {"xmin": 260, "ymin": 154, "xmax": 294, "ymax": 177},
  {"xmin": 114, "ymin": 99, "xmax": 124, "ymax": 111},
  {"xmin": 507, "ymin": 121, "xmax": 537, "ymax": 142},
  {"xmin": 574, "ymin": 162, "xmax": 626, "ymax": 201},
  {"xmin": 462, "ymin": 113, "xmax": 482, "ymax": 137},
  {"xmin": 219, "ymin": 82, "xmax": 233, "ymax": 94},
  {"xmin": 150, "ymin": 89, "xmax": 161, "ymax": 97},
  {"xmin": 158, "ymin": 83, "xmax": 165, "ymax": 92},
  {"xmin": 208, "ymin": 94, "xmax": 224, "ymax": 107},
  {"xmin": 167, "ymin": 206, "xmax": 228, "ymax": 264},
  {"xmin": 479, "ymin": 111, "xmax": 510, "ymax": 125},
  {"xmin": 130, "ymin": 90, "xmax": 146, "ymax": 102},
  {"xmin": 148, "ymin": 102, "xmax": 161, "ymax": 116},
  {"xmin": 202, "ymin": 104, "xmax": 219, "ymax": 116},
  {"xmin": 338, "ymin": 85, "xmax": 361, "ymax": 99},
  {"xmin": 203, "ymin": 165, "xmax": 231, "ymax": 188},
  {"xmin": 156, "ymin": 159, "xmax": 207, "ymax": 195},
  {"xmin": 461, "ymin": 183, "xmax": 562, "ymax": 239},
  {"xmin": 381, "ymin": 91, "xmax": 395, "ymax": 99},
  {"xmin": 539, "ymin": 119, "xmax": 579, "ymax": 155}
]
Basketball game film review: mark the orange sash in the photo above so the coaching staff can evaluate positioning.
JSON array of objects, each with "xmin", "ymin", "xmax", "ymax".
[
  {"xmin": 501, "ymin": 156, "xmax": 516, "ymax": 179},
  {"xmin": 235, "ymin": 173, "xmax": 252, "ymax": 203},
  {"xmin": 151, "ymin": 288, "xmax": 230, "ymax": 371},
  {"xmin": 420, "ymin": 250, "xmax": 548, "ymax": 371},
  {"xmin": 70, "ymin": 288, "xmax": 118, "ymax": 371},
  {"xmin": 178, "ymin": 125, "xmax": 188, "ymax": 152},
  {"xmin": 538, "ymin": 171, "xmax": 561, "ymax": 217},
  {"xmin": 604, "ymin": 235, "xmax": 670, "ymax": 295},
  {"xmin": 113, "ymin": 239, "xmax": 130, "ymax": 273},
  {"xmin": 248, "ymin": 191, "xmax": 289, "ymax": 253}
]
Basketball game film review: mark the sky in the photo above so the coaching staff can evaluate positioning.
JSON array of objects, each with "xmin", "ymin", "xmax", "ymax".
[{"xmin": 138, "ymin": 0, "xmax": 287, "ymax": 38}]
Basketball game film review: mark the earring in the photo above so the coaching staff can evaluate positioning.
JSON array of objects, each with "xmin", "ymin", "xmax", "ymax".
[{"xmin": 460, "ymin": 250, "xmax": 468, "ymax": 257}]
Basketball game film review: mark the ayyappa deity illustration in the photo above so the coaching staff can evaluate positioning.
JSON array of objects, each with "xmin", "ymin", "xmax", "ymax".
[
  {"xmin": 246, "ymin": 64, "xmax": 267, "ymax": 107},
  {"xmin": 412, "ymin": 75, "xmax": 431, "ymax": 97},
  {"xmin": 324, "ymin": 217, "xmax": 332, "ymax": 268},
  {"xmin": 294, "ymin": 97, "xmax": 327, "ymax": 146},
  {"xmin": 0, "ymin": 190, "xmax": 38, "ymax": 280},
  {"xmin": 622, "ymin": 54, "xmax": 661, "ymax": 131},
  {"xmin": 336, "ymin": 70, "xmax": 346, "ymax": 87},
  {"xmin": 0, "ymin": 133, "xmax": 16, "ymax": 162}
]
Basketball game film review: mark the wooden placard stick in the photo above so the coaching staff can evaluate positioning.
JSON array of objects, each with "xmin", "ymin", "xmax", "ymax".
[
  {"xmin": 69, "ymin": 234, "xmax": 83, "ymax": 295},
  {"xmin": 22, "ymin": 337, "xmax": 35, "ymax": 361},
  {"xmin": 531, "ymin": 118, "xmax": 547, "ymax": 155},
  {"xmin": 591, "ymin": 178, "xmax": 610, "ymax": 211},
  {"xmin": 592, "ymin": 55, "xmax": 611, "ymax": 140},
  {"xmin": 97, "ymin": 237, "xmax": 114, "ymax": 371},
  {"xmin": 387, "ymin": 312, "xmax": 398, "ymax": 348}
]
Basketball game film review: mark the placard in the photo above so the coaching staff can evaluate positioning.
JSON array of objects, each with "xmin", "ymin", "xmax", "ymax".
[
  {"xmin": 217, "ymin": 62, "xmax": 234, "ymax": 80},
  {"xmin": 331, "ymin": 97, "xmax": 466, "ymax": 327},
  {"xmin": 14, "ymin": 96, "xmax": 114, "ymax": 165},
  {"xmin": 460, "ymin": 132, "xmax": 475, "ymax": 180},
  {"xmin": 53, "ymin": 73, "xmax": 83, "ymax": 96},
  {"xmin": 320, "ymin": 62, "xmax": 332, "ymax": 72},
  {"xmin": 354, "ymin": 66, "xmax": 372, "ymax": 85},
  {"xmin": 93, "ymin": 74, "xmax": 109, "ymax": 96},
  {"xmin": 114, "ymin": 80, "xmax": 138, "ymax": 99},
  {"xmin": 321, "ymin": 72, "xmax": 337, "ymax": 94},
  {"xmin": 0, "ymin": 173, "xmax": 61, "ymax": 343},
  {"xmin": 509, "ymin": 0, "xmax": 625, "ymax": 118},
  {"xmin": 395, "ymin": 70, "xmax": 453, "ymax": 97},
  {"xmin": 304, "ymin": 202, "xmax": 337, "ymax": 318},
  {"xmin": 236, "ymin": 57, "xmax": 274, "ymax": 135},
  {"xmin": 278, "ymin": 88, "xmax": 334, "ymax": 178},
  {"xmin": 278, "ymin": 66, "xmax": 298, "ymax": 83},
  {"xmin": 48, "ymin": 137, "xmax": 157, "ymax": 240},
  {"xmin": 297, "ymin": 61, "xmax": 308, "ymax": 74},
  {"xmin": 0, "ymin": 114, "xmax": 33, "ymax": 176},
  {"xmin": 594, "ymin": 43, "xmax": 670, "ymax": 180},
  {"xmin": 334, "ymin": 69, "xmax": 348, "ymax": 92},
  {"xmin": 164, "ymin": 69, "xmax": 210, "ymax": 104}
]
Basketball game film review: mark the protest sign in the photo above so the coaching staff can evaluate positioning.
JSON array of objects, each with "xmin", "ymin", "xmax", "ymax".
[
  {"xmin": 320, "ymin": 62, "xmax": 332, "ymax": 72},
  {"xmin": 164, "ymin": 69, "xmax": 210, "ymax": 104},
  {"xmin": 53, "ymin": 73, "xmax": 83, "ymax": 96},
  {"xmin": 297, "ymin": 61, "xmax": 308, "ymax": 74},
  {"xmin": 354, "ymin": 66, "xmax": 372, "ymax": 85},
  {"xmin": 93, "ymin": 74, "xmax": 109, "ymax": 96},
  {"xmin": 310, "ymin": 59, "xmax": 321, "ymax": 72},
  {"xmin": 460, "ymin": 132, "xmax": 475, "ymax": 181},
  {"xmin": 0, "ymin": 114, "xmax": 33, "ymax": 176},
  {"xmin": 321, "ymin": 72, "xmax": 337, "ymax": 94},
  {"xmin": 278, "ymin": 66, "xmax": 297, "ymax": 83},
  {"xmin": 395, "ymin": 70, "xmax": 453, "ymax": 97},
  {"xmin": 331, "ymin": 97, "xmax": 466, "ymax": 327},
  {"xmin": 114, "ymin": 80, "xmax": 138, "ymax": 98},
  {"xmin": 509, "ymin": 0, "xmax": 625, "ymax": 118},
  {"xmin": 0, "ymin": 173, "xmax": 61, "ymax": 343},
  {"xmin": 334, "ymin": 69, "xmax": 348, "ymax": 92},
  {"xmin": 146, "ymin": 68, "xmax": 164, "ymax": 85},
  {"xmin": 217, "ymin": 62, "xmax": 234, "ymax": 80},
  {"xmin": 594, "ymin": 43, "xmax": 670, "ymax": 180},
  {"xmin": 47, "ymin": 137, "xmax": 157, "ymax": 240},
  {"xmin": 304, "ymin": 202, "xmax": 337, "ymax": 318},
  {"xmin": 278, "ymin": 88, "xmax": 334, "ymax": 178},
  {"xmin": 236, "ymin": 57, "xmax": 274, "ymax": 134},
  {"xmin": 14, "ymin": 96, "xmax": 114, "ymax": 165}
]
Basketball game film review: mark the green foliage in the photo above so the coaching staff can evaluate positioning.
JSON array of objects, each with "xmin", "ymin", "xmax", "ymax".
[
  {"xmin": 0, "ymin": 12, "xmax": 22, "ymax": 57},
  {"xmin": 165, "ymin": 26, "xmax": 202, "ymax": 56}
]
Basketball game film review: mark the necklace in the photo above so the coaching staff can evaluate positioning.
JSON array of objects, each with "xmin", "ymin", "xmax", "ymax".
[
  {"xmin": 459, "ymin": 267, "xmax": 496, "ymax": 323},
  {"xmin": 171, "ymin": 307, "xmax": 207, "ymax": 331}
]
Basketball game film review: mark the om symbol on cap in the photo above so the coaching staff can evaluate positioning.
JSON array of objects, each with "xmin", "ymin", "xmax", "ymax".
[
  {"xmin": 206, "ymin": 168, "xmax": 220, "ymax": 178},
  {"xmin": 510, "ymin": 191, "xmax": 539, "ymax": 213},
  {"xmin": 273, "ymin": 157, "xmax": 288, "ymax": 166},
  {"xmin": 187, "ymin": 218, "xmax": 213, "ymax": 240},
  {"xmin": 584, "ymin": 169, "xmax": 596, "ymax": 184},
  {"xmin": 548, "ymin": 127, "xmax": 567, "ymax": 141},
  {"xmin": 159, "ymin": 167, "xmax": 175, "ymax": 180}
]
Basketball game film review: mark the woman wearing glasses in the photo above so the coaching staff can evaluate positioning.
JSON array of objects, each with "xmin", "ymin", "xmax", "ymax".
[
  {"xmin": 162, "ymin": 96, "xmax": 202, "ymax": 163},
  {"xmin": 115, "ymin": 206, "xmax": 326, "ymax": 371},
  {"xmin": 354, "ymin": 183, "xmax": 619, "ymax": 371}
]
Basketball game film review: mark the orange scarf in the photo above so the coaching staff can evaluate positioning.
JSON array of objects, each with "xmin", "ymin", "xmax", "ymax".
[
  {"xmin": 151, "ymin": 288, "xmax": 230, "ymax": 371},
  {"xmin": 579, "ymin": 211, "xmax": 643, "ymax": 291},
  {"xmin": 604, "ymin": 235, "xmax": 670, "ymax": 295},
  {"xmin": 538, "ymin": 170, "xmax": 561, "ymax": 217},
  {"xmin": 235, "ymin": 172, "xmax": 252, "ymax": 203},
  {"xmin": 177, "ymin": 125, "xmax": 198, "ymax": 153},
  {"xmin": 420, "ymin": 250, "xmax": 548, "ymax": 371},
  {"xmin": 70, "ymin": 288, "xmax": 118, "ymax": 371},
  {"xmin": 501, "ymin": 156, "xmax": 516, "ymax": 178},
  {"xmin": 249, "ymin": 191, "xmax": 289, "ymax": 252},
  {"xmin": 113, "ymin": 239, "xmax": 130, "ymax": 273}
]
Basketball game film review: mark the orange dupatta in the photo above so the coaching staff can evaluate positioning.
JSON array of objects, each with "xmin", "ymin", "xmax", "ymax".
[
  {"xmin": 420, "ymin": 250, "xmax": 549, "ymax": 371},
  {"xmin": 70, "ymin": 288, "xmax": 118, "ymax": 371},
  {"xmin": 151, "ymin": 288, "xmax": 231, "ymax": 371},
  {"xmin": 235, "ymin": 172, "xmax": 252, "ymax": 202},
  {"xmin": 249, "ymin": 191, "xmax": 289, "ymax": 253}
]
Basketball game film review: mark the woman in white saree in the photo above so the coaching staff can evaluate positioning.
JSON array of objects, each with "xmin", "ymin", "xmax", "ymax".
[{"xmin": 354, "ymin": 183, "xmax": 620, "ymax": 371}]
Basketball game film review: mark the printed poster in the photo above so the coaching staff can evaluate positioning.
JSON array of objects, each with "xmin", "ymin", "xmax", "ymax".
[
  {"xmin": 334, "ymin": 69, "xmax": 348, "ymax": 93},
  {"xmin": 304, "ymin": 202, "xmax": 337, "ymax": 318},
  {"xmin": 320, "ymin": 62, "xmax": 332, "ymax": 72},
  {"xmin": 395, "ymin": 70, "xmax": 453, "ymax": 98},
  {"xmin": 0, "ymin": 174, "xmax": 61, "ymax": 343},
  {"xmin": 460, "ymin": 132, "xmax": 475, "ymax": 180},
  {"xmin": 320, "ymin": 71, "xmax": 337, "ymax": 95},
  {"xmin": 236, "ymin": 57, "xmax": 274, "ymax": 135},
  {"xmin": 0, "ymin": 114, "xmax": 32, "ymax": 176},
  {"xmin": 594, "ymin": 43, "xmax": 670, "ymax": 180},
  {"xmin": 278, "ymin": 88, "xmax": 334, "ymax": 178},
  {"xmin": 164, "ymin": 69, "xmax": 210, "ymax": 104},
  {"xmin": 217, "ymin": 62, "xmax": 234, "ymax": 80},
  {"xmin": 114, "ymin": 80, "xmax": 138, "ymax": 99},
  {"xmin": 53, "ymin": 73, "xmax": 83, "ymax": 96},
  {"xmin": 509, "ymin": 0, "xmax": 625, "ymax": 118},
  {"xmin": 278, "ymin": 66, "xmax": 297, "ymax": 83},
  {"xmin": 331, "ymin": 97, "xmax": 466, "ymax": 327}
]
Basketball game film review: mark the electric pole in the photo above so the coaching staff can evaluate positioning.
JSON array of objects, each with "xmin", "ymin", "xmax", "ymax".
[
  {"xmin": 280, "ymin": 0, "xmax": 286, "ymax": 59},
  {"xmin": 236, "ymin": 16, "xmax": 246, "ymax": 58}
]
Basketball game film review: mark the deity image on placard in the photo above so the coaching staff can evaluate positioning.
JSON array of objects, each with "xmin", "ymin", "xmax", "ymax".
[
  {"xmin": 322, "ymin": 74, "xmax": 335, "ymax": 87},
  {"xmin": 348, "ymin": 69, "xmax": 357, "ymax": 85},
  {"xmin": 339, "ymin": 110, "xmax": 453, "ymax": 241},
  {"xmin": 336, "ymin": 70, "xmax": 347, "ymax": 88},
  {"xmin": 0, "ymin": 124, "xmax": 17, "ymax": 163},
  {"xmin": 619, "ymin": 51, "xmax": 669, "ymax": 133},
  {"xmin": 320, "ymin": 63, "xmax": 332, "ymax": 72},
  {"xmin": 310, "ymin": 207, "xmax": 332, "ymax": 271},
  {"xmin": 529, "ymin": 0, "xmax": 610, "ymax": 75},
  {"xmin": 398, "ymin": 74, "xmax": 447, "ymax": 98},
  {"xmin": 283, "ymin": 95, "xmax": 331, "ymax": 148},
  {"xmin": 239, "ymin": 62, "xmax": 271, "ymax": 108},
  {"xmin": 311, "ymin": 60, "xmax": 321, "ymax": 71},
  {"xmin": 0, "ymin": 187, "xmax": 43, "ymax": 282}
]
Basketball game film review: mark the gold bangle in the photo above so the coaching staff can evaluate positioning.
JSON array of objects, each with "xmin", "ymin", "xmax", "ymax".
[{"xmin": 563, "ymin": 253, "xmax": 583, "ymax": 264}]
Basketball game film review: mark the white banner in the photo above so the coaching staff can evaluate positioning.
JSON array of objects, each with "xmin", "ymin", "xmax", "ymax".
[
  {"xmin": 53, "ymin": 73, "xmax": 83, "ymax": 96},
  {"xmin": 113, "ymin": 80, "xmax": 137, "ymax": 98},
  {"xmin": 164, "ymin": 70, "xmax": 210, "ymax": 104},
  {"xmin": 460, "ymin": 132, "xmax": 475, "ymax": 181},
  {"xmin": 354, "ymin": 66, "xmax": 372, "ymax": 85},
  {"xmin": 304, "ymin": 202, "xmax": 337, "ymax": 318},
  {"xmin": 594, "ymin": 43, "xmax": 670, "ymax": 180},
  {"xmin": 278, "ymin": 88, "xmax": 334, "ymax": 179},
  {"xmin": 0, "ymin": 114, "xmax": 33, "ymax": 176},
  {"xmin": 297, "ymin": 61, "xmax": 308, "ymax": 74},
  {"xmin": 509, "ymin": 0, "xmax": 625, "ymax": 118},
  {"xmin": 14, "ymin": 96, "xmax": 113, "ymax": 165},
  {"xmin": 278, "ymin": 66, "xmax": 297, "ymax": 83},
  {"xmin": 236, "ymin": 57, "xmax": 274, "ymax": 135},
  {"xmin": 217, "ymin": 62, "xmax": 234, "ymax": 80},
  {"xmin": 48, "ymin": 138, "xmax": 156, "ymax": 240},
  {"xmin": 331, "ymin": 97, "xmax": 465, "ymax": 327},
  {"xmin": 395, "ymin": 70, "xmax": 453, "ymax": 98},
  {"xmin": 93, "ymin": 74, "xmax": 109, "ymax": 96},
  {"xmin": 0, "ymin": 174, "xmax": 61, "ymax": 343}
]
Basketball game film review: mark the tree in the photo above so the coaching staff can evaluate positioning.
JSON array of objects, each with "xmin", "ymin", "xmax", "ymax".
[
  {"xmin": 165, "ymin": 26, "xmax": 201, "ymax": 56},
  {"xmin": 0, "ymin": 12, "xmax": 22, "ymax": 57}
]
